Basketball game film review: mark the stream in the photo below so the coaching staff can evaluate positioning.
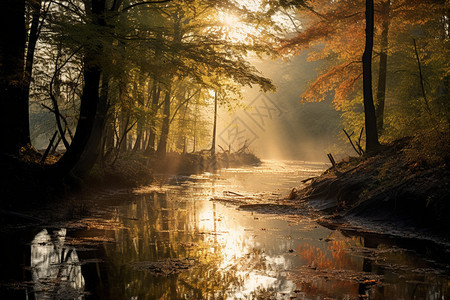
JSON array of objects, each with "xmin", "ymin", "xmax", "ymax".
[{"xmin": 1, "ymin": 160, "xmax": 449, "ymax": 299}]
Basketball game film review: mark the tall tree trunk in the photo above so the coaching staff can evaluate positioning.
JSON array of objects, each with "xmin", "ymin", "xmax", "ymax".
[
  {"xmin": 155, "ymin": 10, "xmax": 180, "ymax": 158},
  {"xmin": 145, "ymin": 31, "xmax": 163, "ymax": 155},
  {"xmin": 192, "ymin": 98, "xmax": 199, "ymax": 153},
  {"xmin": 70, "ymin": 72, "xmax": 110, "ymax": 177},
  {"xmin": 211, "ymin": 91, "xmax": 217, "ymax": 158},
  {"xmin": 24, "ymin": 0, "xmax": 42, "ymax": 103},
  {"xmin": 0, "ymin": 0, "xmax": 29, "ymax": 154},
  {"xmin": 180, "ymin": 96, "xmax": 189, "ymax": 153},
  {"xmin": 145, "ymin": 80, "xmax": 160, "ymax": 155},
  {"xmin": 133, "ymin": 123, "xmax": 143, "ymax": 151},
  {"xmin": 156, "ymin": 87, "xmax": 171, "ymax": 158},
  {"xmin": 362, "ymin": 0, "xmax": 380, "ymax": 154},
  {"xmin": 375, "ymin": 0, "xmax": 390, "ymax": 133},
  {"xmin": 103, "ymin": 119, "xmax": 115, "ymax": 160},
  {"xmin": 53, "ymin": 0, "xmax": 106, "ymax": 176},
  {"xmin": 133, "ymin": 78, "xmax": 144, "ymax": 151},
  {"xmin": 119, "ymin": 110, "xmax": 129, "ymax": 153},
  {"xmin": 173, "ymin": 91, "xmax": 189, "ymax": 152},
  {"xmin": 54, "ymin": 59, "xmax": 101, "ymax": 175},
  {"xmin": 72, "ymin": 0, "xmax": 127, "ymax": 173}
]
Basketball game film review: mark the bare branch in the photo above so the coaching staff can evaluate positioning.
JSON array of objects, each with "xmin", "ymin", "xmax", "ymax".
[
  {"xmin": 121, "ymin": 0, "xmax": 173, "ymax": 13},
  {"xmin": 343, "ymin": 128, "xmax": 363, "ymax": 156},
  {"xmin": 169, "ymin": 89, "xmax": 200, "ymax": 124},
  {"xmin": 413, "ymin": 38, "xmax": 432, "ymax": 116}
]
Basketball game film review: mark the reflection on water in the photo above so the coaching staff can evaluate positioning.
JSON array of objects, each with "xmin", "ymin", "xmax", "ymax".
[
  {"xmin": 31, "ymin": 228, "xmax": 85, "ymax": 299},
  {"xmin": 2, "ymin": 160, "xmax": 449, "ymax": 299},
  {"xmin": 97, "ymin": 191, "xmax": 298, "ymax": 299}
]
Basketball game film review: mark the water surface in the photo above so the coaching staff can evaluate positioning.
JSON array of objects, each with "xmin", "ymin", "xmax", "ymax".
[{"xmin": 1, "ymin": 160, "xmax": 449, "ymax": 299}]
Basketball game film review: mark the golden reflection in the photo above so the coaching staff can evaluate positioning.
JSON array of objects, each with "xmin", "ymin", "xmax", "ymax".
[
  {"xmin": 94, "ymin": 183, "xmax": 296, "ymax": 299},
  {"xmin": 59, "ymin": 162, "xmax": 450, "ymax": 299}
]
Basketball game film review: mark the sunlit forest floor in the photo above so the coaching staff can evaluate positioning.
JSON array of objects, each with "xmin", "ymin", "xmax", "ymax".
[{"xmin": 293, "ymin": 138, "xmax": 450, "ymax": 240}]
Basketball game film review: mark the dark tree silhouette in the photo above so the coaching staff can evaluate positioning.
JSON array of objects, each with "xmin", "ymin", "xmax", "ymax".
[
  {"xmin": 362, "ymin": 0, "xmax": 381, "ymax": 154},
  {"xmin": 0, "ymin": 0, "xmax": 30, "ymax": 155}
]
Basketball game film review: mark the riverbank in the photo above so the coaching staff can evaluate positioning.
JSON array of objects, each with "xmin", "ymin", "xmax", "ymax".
[
  {"xmin": 2, "ymin": 160, "xmax": 448, "ymax": 299},
  {"xmin": 0, "ymin": 149, "xmax": 261, "ymax": 211},
  {"xmin": 85, "ymin": 150, "xmax": 261, "ymax": 188},
  {"xmin": 292, "ymin": 138, "xmax": 450, "ymax": 240}
]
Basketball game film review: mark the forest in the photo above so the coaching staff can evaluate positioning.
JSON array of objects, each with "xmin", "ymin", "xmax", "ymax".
[{"xmin": 0, "ymin": 0, "xmax": 449, "ymax": 299}]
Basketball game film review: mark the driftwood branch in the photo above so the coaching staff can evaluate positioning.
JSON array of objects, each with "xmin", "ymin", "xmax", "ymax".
[
  {"xmin": 218, "ymin": 144, "xmax": 229, "ymax": 153},
  {"xmin": 301, "ymin": 176, "xmax": 317, "ymax": 183},
  {"xmin": 237, "ymin": 140, "xmax": 250, "ymax": 153},
  {"xmin": 327, "ymin": 153, "xmax": 337, "ymax": 170}
]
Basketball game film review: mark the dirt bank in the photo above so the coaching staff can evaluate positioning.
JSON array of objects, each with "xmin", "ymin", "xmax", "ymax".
[{"xmin": 293, "ymin": 138, "xmax": 450, "ymax": 239}]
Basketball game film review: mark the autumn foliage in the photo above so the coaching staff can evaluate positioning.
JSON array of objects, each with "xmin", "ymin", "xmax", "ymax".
[{"xmin": 280, "ymin": 0, "xmax": 448, "ymax": 137}]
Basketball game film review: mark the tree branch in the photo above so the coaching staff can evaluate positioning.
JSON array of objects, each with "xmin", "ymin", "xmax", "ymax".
[
  {"xmin": 48, "ymin": 46, "xmax": 81, "ymax": 150},
  {"xmin": 343, "ymin": 129, "xmax": 363, "ymax": 156},
  {"xmin": 41, "ymin": 104, "xmax": 74, "ymax": 140},
  {"xmin": 111, "ymin": 119, "xmax": 137, "ymax": 165},
  {"xmin": 169, "ymin": 89, "xmax": 200, "ymax": 124},
  {"xmin": 413, "ymin": 38, "xmax": 432, "ymax": 116},
  {"xmin": 121, "ymin": 0, "xmax": 173, "ymax": 13}
]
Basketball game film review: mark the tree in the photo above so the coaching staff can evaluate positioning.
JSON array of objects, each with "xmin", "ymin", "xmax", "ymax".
[
  {"xmin": 280, "ymin": 0, "xmax": 446, "ymax": 150},
  {"xmin": 362, "ymin": 0, "xmax": 380, "ymax": 153},
  {"xmin": 121, "ymin": 0, "xmax": 276, "ymax": 158},
  {"xmin": 51, "ymin": 0, "xmax": 109, "ymax": 177},
  {"xmin": 211, "ymin": 90, "xmax": 218, "ymax": 158},
  {"xmin": 1, "ymin": 0, "xmax": 280, "ymax": 189},
  {"xmin": 0, "ymin": 0, "xmax": 29, "ymax": 155},
  {"xmin": 374, "ymin": 0, "xmax": 390, "ymax": 132}
]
